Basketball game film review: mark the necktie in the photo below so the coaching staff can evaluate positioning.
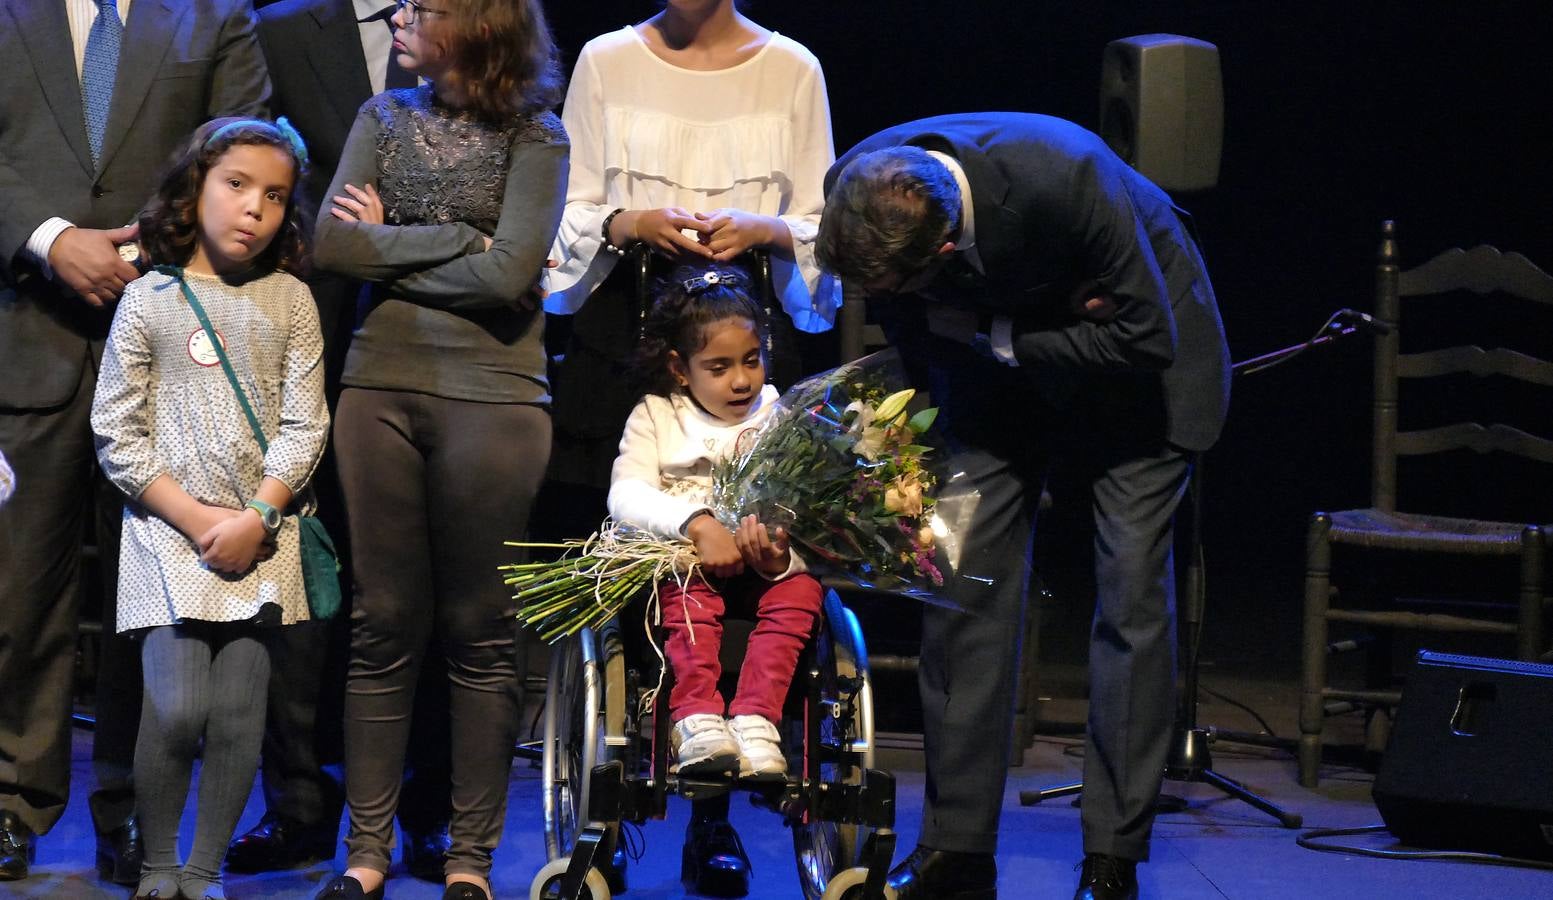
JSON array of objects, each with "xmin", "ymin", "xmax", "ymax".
[
  {"xmin": 81, "ymin": 0, "xmax": 123, "ymax": 167},
  {"xmin": 372, "ymin": 7, "xmax": 417, "ymax": 90}
]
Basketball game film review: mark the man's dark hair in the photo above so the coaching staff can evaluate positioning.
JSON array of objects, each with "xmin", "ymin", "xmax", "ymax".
[{"xmin": 815, "ymin": 146, "xmax": 960, "ymax": 287}]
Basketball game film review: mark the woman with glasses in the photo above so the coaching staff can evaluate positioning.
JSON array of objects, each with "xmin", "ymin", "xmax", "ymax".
[
  {"xmin": 310, "ymin": 0, "xmax": 566, "ymax": 898},
  {"xmin": 542, "ymin": 3, "xmax": 838, "ymax": 896}
]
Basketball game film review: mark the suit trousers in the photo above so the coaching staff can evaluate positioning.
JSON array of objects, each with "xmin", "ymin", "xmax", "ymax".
[
  {"xmin": 918, "ymin": 429, "xmax": 1188, "ymax": 861},
  {"xmin": 334, "ymin": 388, "xmax": 549, "ymax": 878},
  {"xmin": 0, "ymin": 356, "xmax": 135, "ymax": 834}
]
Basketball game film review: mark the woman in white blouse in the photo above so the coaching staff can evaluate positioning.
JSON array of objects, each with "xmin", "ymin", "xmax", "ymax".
[
  {"xmin": 541, "ymin": 3, "xmax": 839, "ymax": 896},
  {"xmin": 542, "ymin": 0, "xmax": 840, "ymax": 508}
]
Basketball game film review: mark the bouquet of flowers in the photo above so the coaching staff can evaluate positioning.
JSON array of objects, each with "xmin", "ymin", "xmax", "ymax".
[{"xmin": 502, "ymin": 351, "xmax": 948, "ymax": 643}]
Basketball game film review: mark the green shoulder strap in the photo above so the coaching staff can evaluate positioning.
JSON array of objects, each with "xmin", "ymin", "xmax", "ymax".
[{"xmin": 154, "ymin": 265, "xmax": 270, "ymax": 454}]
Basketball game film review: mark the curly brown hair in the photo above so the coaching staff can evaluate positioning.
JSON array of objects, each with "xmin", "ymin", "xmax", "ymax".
[
  {"xmin": 139, "ymin": 117, "xmax": 310, "ymax": 277},
  {"xmin": 634, "ymin": 261, "xmax": 769, "ymax": 399},
  {"xmin": 437, "ymin": 0, "xmax": 563, "ymax": 121}
]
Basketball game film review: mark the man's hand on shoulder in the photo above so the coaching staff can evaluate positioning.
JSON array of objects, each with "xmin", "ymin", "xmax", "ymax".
[{"xmin": 48, "ymin": 224, "xmax": 141, "ymax": 307}]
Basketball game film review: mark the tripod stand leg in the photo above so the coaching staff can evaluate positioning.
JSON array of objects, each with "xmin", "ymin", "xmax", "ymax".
[
  {"xmin": 1197, "ymin": 768, "xmax": 1303, "ymax": 828},
  {"xmin": 1017, "ymin": 781, "xmax": 1083, "ymax": 806}
]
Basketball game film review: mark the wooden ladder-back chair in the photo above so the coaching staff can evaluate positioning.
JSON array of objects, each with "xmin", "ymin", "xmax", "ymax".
[{"xmin": 1297, "ymin": 220, "xmax": 1553, "ymax": 787}]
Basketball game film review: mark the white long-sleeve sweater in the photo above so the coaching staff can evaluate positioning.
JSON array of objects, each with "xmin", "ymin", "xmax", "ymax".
[{"xmin": 607, "ymin": 384, "xmax": 805, "ymax": 579}]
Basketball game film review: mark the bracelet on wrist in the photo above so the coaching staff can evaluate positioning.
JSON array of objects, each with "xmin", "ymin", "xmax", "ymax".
[{"xmin": 601, "ymin": 208, "xmax": 630, "ymax": 256}]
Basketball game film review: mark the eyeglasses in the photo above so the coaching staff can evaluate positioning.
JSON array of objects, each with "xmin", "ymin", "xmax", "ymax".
[{"xmin": 395, "ymin": 0, "xmax": 447, "ymax": 26}]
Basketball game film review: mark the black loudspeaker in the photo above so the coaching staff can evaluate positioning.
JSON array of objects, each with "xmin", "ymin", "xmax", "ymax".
[
  {"xmin": 1098, "ymin": 34, "xmax": 1223, "ymax": 192},
  {"xmin": 1373, "ymin": 650, "xmax": 1553, "ymax": 861}
]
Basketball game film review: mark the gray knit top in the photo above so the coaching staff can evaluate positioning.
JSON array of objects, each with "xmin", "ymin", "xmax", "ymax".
[{"xmin": 314, "ymin": 86, "xmax": 568, "ymax": 404}]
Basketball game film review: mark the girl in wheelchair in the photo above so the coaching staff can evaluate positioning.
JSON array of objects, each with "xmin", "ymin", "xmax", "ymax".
[{"xmin": 607, "ymin": 260, "xmax": 825, "ymax": 888}]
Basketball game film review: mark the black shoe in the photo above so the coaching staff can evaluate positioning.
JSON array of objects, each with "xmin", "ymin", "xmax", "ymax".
[
  {"xmin": 600, "ymin": 842, "xmax": 630, "ymax": 894},
  {"xmin": 0, "ymin": 811, "xmax": 36, "ymax": 882},
  {"xmin": 403, "ymin": 822, "xmax": 452, "ymax": 882},
  {"xmin": 885, "ymin": 844, "xmax": 997, "ymax": 900},
  {"xmin": 95, "ymin": 814, "xmax": 143, "ymax": 885},
  {"xmin": 313, "ymin": 873, "xmax": 384, "ymax": 900},
  {"xmin": 442, "ymin": 883, "xmax": 490, "ymax": 900},
  {"xmin": 1073, "ymin": 854, "xmax": 1138, "ymax": 900},
  {"xmin": 680, "ymin": 819, "xmax": 751, "ymax": 898},
  {"xmin": 226, "ymin": 813, "xmax": 337, "ymax": 872}
]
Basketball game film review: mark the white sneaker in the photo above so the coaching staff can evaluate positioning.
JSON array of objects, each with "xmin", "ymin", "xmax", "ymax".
[
  {"xmin": 670, "ymin": 714, "xmax": 739, "ymax": 778},
  {"xmin": 729, "ymin": 714, "xmax": 787, "ymax": 779}
]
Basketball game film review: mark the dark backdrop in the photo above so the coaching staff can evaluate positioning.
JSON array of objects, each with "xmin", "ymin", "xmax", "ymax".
[{"xmin": 288, "ymin": 0, "xmax": 1553, "ymax": 675}]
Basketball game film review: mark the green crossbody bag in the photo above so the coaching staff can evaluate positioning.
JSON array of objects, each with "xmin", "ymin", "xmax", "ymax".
[{"xmin": 157, "ymin": 265, "xmax": 342, "ymax": 620}]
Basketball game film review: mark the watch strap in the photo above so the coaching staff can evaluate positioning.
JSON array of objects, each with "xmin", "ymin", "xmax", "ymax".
[{"xmin": 245, "ymin": 499, "xmax": 281, "ymax": 534}]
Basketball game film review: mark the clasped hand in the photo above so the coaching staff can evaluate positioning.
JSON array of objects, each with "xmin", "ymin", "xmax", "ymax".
[
  {"xmin": 688, "ymin": 512, "xmax": 792, "ymax": 579},
  {"xmin": 620, "ymin": 207, "xmax": 776, "ymax": 262},
  {"xmin": 190, "ymin": 505, "xmax": 275, "ymax": 574}
]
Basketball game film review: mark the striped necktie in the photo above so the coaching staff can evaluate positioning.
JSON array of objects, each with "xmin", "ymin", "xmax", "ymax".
[{"xmin": 81, "ymin": 0, "xmax": 124, "ymax": 168}]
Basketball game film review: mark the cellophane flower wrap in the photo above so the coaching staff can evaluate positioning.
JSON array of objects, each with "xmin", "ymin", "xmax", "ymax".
[{"xmin": 503, "ymin": 350, "xmax": 970, "ymax": 644}]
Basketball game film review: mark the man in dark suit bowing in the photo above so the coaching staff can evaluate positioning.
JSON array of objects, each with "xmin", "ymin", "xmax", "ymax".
[
  {"xmin": 231, "ymin": 0, "xmax": 453, "ymax": 878},
  {"xmin": 817, "ymin": 112, "xmax": 1230, "ymax": 900},
  {"xmin": 0, "ymin": 0, "xmax": 269, "ymax": 883}
]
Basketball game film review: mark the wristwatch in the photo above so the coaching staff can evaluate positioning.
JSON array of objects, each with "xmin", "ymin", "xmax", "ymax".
[{"xmin": 245, "ymin": 499, "xmax": 282, "ymax": 536}]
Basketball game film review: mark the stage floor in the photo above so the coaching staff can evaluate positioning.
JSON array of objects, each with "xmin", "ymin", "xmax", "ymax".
[{"xmin": 9, "ymin": 669, "xmax": 1550, "ymax": 898}]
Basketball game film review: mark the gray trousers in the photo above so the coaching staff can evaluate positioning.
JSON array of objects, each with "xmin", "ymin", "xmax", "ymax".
[
  {"xmin": 898, "ymin": 325, "xmax": 1190, "ymax": 863},
  {"xmin": 919, "ymin": 431, "xmax": 1188, "ymax": 863},
  {"xmin": 0, "ymin": 360, "xmax": 139, "ymax": 836},
  {"xmin": 334, "ymin": 388, "xmax": 549, "ymax": 879}
]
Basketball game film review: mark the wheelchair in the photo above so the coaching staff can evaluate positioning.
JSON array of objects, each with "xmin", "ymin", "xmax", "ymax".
[{"xmin": 527, "ymin": 587, "xmax": 898, "ymax": 900}]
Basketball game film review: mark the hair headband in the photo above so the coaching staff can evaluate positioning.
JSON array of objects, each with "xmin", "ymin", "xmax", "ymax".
[
  {"xmin": 680, "ymin": 269, "xmax": 747, "ymax": 295},
  {"xmin": 205, "ymin": 116, "xmax": 310, "ymax": 167}
]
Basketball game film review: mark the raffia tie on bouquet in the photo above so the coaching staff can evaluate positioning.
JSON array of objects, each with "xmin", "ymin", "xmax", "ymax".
[{"xmin": 502, "ymin": 521, "xmax": 708, "ymax": 641}]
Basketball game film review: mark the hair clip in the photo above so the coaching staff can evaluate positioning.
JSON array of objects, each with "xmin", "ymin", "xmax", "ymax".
[
  {"xmin": 274, "ymin": 116, "xmax": 310, "ymax": 167},
  {"xmin": 681, "ymin": 270, "xmax": 745, "ymax": 294}
]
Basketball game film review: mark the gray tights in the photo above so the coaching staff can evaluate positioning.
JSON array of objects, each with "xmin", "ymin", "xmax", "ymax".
[{"xmin": 135, "ymin": 623, "xmax": 271, "ymax": 900}]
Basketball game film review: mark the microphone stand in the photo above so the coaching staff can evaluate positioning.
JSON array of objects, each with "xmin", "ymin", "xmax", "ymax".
[{"xmin": 1020, "ymin": 310, "xmax": 1386, "ymax": 827}]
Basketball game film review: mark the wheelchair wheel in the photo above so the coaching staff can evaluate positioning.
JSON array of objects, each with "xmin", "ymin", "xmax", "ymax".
[
  {"xmin": 818, "ymin": 866, "xmax": 899, "ymax": 900},
  {"xmin": 541, "ymin": 624, "xmax": 627, "ymax": 862},
  {"xmin": 529, "ymin": 857, "xmax": 612, "ymax": 900},
  {"xmin": 792, "ymin": 594, "xmax": 877, "ymax": 900}
]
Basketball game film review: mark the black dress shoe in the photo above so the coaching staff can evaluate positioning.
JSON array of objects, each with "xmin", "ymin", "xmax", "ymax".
[
  {"xmin": 680, "ymin": 818, "xmax": 751, "ymax": 898},
  {"xmin": 0, "ymin": 811, "xmax": 36, "ymax": 882},
  {"xmin": 885, "ymin": 844, "xmax": 997, "ymax": 900},
  {"xmin": 442, "ymin": 883, "xmax": 490, "ymax": 900},
  {"xmin": 226, "ymin": 813, "xmax": 337, "ymax": 872},
  {"xmin": 96, "ymin": 814, "xmax": 143, "ymax": 885},
  {"xmin": 1073, "ymin": 854, "xmax": 1138, "ymax": 900},
  {"xmin": 403, "ymin": 822, "xmax": 452, "ymax": 882},
  {"xmin": 314, "ymin": 873, "xmax": 385, "ymax": 900}
]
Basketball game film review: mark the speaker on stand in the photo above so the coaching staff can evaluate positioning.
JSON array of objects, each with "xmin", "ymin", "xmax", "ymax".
[
  {"xmin": 1023, "ymin": 33, "xmax": 1302, "ymax": 828},
  {"xmin": 1099, "ymin": 33, "xmax": 1224, "ymax": 193}
]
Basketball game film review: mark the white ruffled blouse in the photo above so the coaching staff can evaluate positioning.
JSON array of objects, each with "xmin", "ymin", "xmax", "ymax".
[{"xmin": 546, "ymin": 26, "xmax": 840, "ymax": 333}]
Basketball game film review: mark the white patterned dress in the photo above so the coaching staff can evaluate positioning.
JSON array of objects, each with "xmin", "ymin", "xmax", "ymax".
[{"xmin": 91, "ymin": 268, "xmax": 329, "ymax": 632}]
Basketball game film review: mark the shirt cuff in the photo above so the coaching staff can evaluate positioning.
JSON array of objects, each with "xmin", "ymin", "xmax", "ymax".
[
  {"xmin": 989, "ymin": 315, "xmax": 1018, "ymax": 366},
  {"xmin": 25, "ymin": 217, "xmax": 75, "ymax": 281},
  {"xmin": 679, "ymin": 507, "xmax": 714, "ymax": 538}
]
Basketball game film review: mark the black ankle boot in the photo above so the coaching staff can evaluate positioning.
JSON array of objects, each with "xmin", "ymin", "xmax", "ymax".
[{"xmin": 680, "ymin": 818, "xmax": 750, "ymax": 898}]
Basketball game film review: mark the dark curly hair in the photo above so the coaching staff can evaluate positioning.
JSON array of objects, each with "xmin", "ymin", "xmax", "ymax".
[
  {"xmin": 634, "ymin": 261, "xmax": 769, "ymax": 398},
  {"xmin": 437, "ymin": 0, "xmax": 564, "ymax": 121},
  {"xmin": 139, "ymin": 117, "xmax": 310, "ymax": 277}
]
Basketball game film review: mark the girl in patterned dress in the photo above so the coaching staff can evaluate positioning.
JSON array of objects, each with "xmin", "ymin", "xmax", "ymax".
[
  {"xmin": 311, "ymin": 1, "xmax": 565, "ymax": 898},
  {"xmin": 91, "ymin": 117, "xmax": 327, "ymax": 900}
]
